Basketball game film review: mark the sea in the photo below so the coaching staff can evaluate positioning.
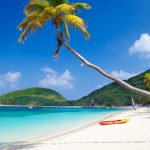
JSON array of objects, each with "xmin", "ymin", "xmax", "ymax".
[{"xmin": 0, "ymin": 106, "xmax": 125, "ymax": 146}]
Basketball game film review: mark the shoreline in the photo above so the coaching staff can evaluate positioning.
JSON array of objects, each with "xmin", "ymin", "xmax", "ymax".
[
  {"xmin": 11, "ymin": 106, "xmax": 150, "ymax": 150},
  {"xmin": 5, "ymin": 108, "xmax": 128, "ymax": 150},
  {"xmin": 0, "ymin": 104, "xmax": 131, "ymax": 108},
  {"xmin": 29, "ymin": 110, "xmax": 123, "ymax": 143}
]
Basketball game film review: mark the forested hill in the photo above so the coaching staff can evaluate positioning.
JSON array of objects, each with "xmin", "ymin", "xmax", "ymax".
[
  {"xmin": 0, "ymin": 88, "xmax": 67, "ymax": 106},
  {"xmin": 0, "ymin": 69, "xmax": 150, "ymax": 106},
  {"xmin": 74, "ymin": 69, "xmax": 150, "ymax": 106}
]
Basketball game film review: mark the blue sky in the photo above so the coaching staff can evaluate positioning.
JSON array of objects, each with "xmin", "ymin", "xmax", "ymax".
[{"xmin": 0, "ymin": 0, "xmax": 150, "ymax": 100}]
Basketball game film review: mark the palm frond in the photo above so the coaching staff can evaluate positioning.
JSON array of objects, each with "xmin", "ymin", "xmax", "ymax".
[
  {"xmin": 38, "ymin": 7, "xmax": 55, "ymax": 25},
  {"xmin": 18, "ymin": 13, "xmax": 39, "ymax": 30},
  {"xmin": 24, "ymin": 0, "xmax": 50, "ymax": 15},
  {"xmin": 65, "ymin": 14, "xmax": 86, "ymax": 27},
  {"xmin": 71, "ymin": 2, "xmax": 91, "ymax": 11},
  {"xmin": 18, "ymin": 0, "xmax": 91, "ymax": 43},
  {"xmin": 18, "ymin": 20, "xmax": 41, "ymax": 43},
  {"xmin": 75, "ymin": 23, "xmax": 90, "ymax": 39},
  {"xmin": 63, "ymin": 21, "xmax": 70, "ymax": 40},
  {"xmin": 18, "ymin": 4, "xmax": 53, "ymax": 42},
  {"xmin": 56, "ymin": 4, "xmax": 75, "ymax": 13},
  {"xmin": 49, "ymin": 0, "xmax": 68, "ymax": 7},
  {"xmin": 144, "ymin": 73, "xmax": 150, "ymax": 88},
  {"xmin": 65, "ymin": 14, "xmax": 90, "ymax": 39}
]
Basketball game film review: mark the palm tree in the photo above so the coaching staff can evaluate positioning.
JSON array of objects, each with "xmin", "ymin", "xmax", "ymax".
[
  {"xmin": 144, "ymin": 73, "xmax": 150, "ymax": 89},
  {"xmin": 18, "ymin": 0, "xmax": 90, "ymax": 59},
  {"xmin": 18, "ymin": 0, "xmax": 150, "ymax": 98}
]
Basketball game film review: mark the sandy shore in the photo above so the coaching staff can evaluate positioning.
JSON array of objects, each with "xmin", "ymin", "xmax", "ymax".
[{"xmin": 10, "ymin": 107, "xmax": 150, "ymax": 150}]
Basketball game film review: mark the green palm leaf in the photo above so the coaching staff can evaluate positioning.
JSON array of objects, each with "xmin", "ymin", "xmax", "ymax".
[
  {"xmin": 24, "ymin": 0, "xmax": 50, "ymax": 15},
  {"xmin": 18, "ymin": 13, "xmax": 39, "ymax": 30},
  {"xmin": 38, "ymin": 7, "xmax": 55, "ymax": 25},
  {"xmin": 18, "ymin": 20, "xmax": 41, "ymax": 43},
  {"xmin": 65, "ymin": 14, "xmax": 90, "ymax": 39},
  {"xmin": 63, "ymin": 21, "xmax": 70, "ymax": 40},
  {"xmin": 56, "ymin": 4, "xmax": 75, "ymax": 13},
  {"xmin": 18, "ymin": 0, "xmax": 91, "ymax": 42},
  {"xmin": 49, "ymin": 0, "xmax": 68, "ymax": 6},
  {"xmin": 71, "ymin": 2, "xmax": 91, "ymax": 11},
  {"xmin": 144, "ymin": 73, "xmax": 150, "ymax": 88}
]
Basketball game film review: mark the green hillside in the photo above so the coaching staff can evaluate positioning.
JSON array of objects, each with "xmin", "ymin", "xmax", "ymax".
[
  {"xmin": 74, "ymin": 69, "xmax": 150, "ymax": 106},
  {"xmin": 0, "ymin": 88, "xmax": 67, "ymax": 106},
  {"xmin": 0, "ymin": 69, "xmax": 150, "ymax": 107}
]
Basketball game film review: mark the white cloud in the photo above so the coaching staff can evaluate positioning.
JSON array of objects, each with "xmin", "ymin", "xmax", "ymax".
[
  {"xmin": 59, "ymin": 70, "xmax": 73, "ymax": 81},
  {"xmin": 4, "ymin": 72, "xmax": 21, "ymax": 82},
  {"xmin": 41, "ymin": 66, "xmax": 57, "ymax": 74},
  {"xmin": 39, "ymin": 68, "xmax": 74, "ymax": 89},
  {"xmin": 0, "ymin": 71, "xmax": 22, "ymax": 89},
  {"xmin": 111, "ymin": 70, "xmax": 139, "ymax": 80},
  {"xmin": 129, "ymin": 33, "xmax": 150, "ymax": 58}
]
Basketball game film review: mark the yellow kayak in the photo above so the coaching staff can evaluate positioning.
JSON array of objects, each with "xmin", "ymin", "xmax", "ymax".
[{"xmin": 99, "ymin": 119, "xmax": 130, "ymax": 125}]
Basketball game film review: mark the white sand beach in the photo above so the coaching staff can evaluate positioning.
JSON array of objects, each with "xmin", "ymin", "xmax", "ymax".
[{"xmin": 17, "ymin": 107, "xmax": 150, "ymax": 150}]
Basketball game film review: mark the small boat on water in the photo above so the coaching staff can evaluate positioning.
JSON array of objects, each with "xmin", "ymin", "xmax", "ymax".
[
  {"xmin": 28, "ymin": 106, "xmax": 33, "ymax": 109},
  {"xmin": 99, "ymin": 119, "xmax": 129, "ymax": 125}
]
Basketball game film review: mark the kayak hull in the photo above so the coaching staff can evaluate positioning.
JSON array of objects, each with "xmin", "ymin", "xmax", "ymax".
[{"xmin": 99, "ymin": 119, "xmax": 129, "ymax": 125}]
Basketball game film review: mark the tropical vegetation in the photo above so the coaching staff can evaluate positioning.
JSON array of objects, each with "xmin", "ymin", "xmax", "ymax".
[
  {"xmin": 0, "ymin": 88, "xmax": 66, "ymax": 106},
  {"xmin": 18, "ymin": 0, "xmax": 91, "ymax": 59},
  {"xmin": 1, "ymin": 70, "xmax": 150, "ymax": 106},
  {"xmin": 144, "ymin": 73, "xmax": 150, "ymax": 89},
  {"xmin": 76, "ymin": 70, "xmax": 150, "ymax": 106},
  {"xmin": 18, "ymin": 0, "xmax": 150, "ymax": 98}
]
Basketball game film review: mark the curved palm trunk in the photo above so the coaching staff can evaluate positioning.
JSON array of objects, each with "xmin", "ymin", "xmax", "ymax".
[{"xmin": 56, "ymin": 29, "xmax": 150, "ymax": 98}]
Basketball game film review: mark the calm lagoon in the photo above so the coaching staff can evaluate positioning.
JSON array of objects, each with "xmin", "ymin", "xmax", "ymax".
[{"xmin": 0, "ymin": 106, "xmax": 124, "ymax": 144}]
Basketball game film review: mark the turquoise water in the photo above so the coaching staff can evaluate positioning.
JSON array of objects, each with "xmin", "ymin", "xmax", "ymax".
[{"xmin": 0, "ymin": 106, "xmax": 124, "ymax": 144}]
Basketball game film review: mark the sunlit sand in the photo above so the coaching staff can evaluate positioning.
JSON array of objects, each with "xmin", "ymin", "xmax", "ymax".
[{"xmin": 19, "ymin": 107, "xmax": 150, "ymax": 150}]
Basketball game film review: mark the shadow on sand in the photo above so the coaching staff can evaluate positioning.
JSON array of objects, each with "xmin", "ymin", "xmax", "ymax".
[{"xmin": 0, "ymin": 141, "xmax": 41, "ymax": 150}]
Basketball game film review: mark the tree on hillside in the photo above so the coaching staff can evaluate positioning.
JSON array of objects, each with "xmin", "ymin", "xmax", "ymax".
[
  {"xmin": 144, "ymin": 73, "xmax": 150, "ymax": 90},
  {"xmin": 142, "ymin": 73, "xmax": 150, "ymax": 105},
  {"xmin": 18, "ymin": 0, "xmax": 150, "ymax": 97}
]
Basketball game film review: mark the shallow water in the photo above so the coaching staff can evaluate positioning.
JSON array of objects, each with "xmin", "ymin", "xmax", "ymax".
[{"xmin": 0, "ymin": 106, "xmax": 124, "ymax": 144}]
